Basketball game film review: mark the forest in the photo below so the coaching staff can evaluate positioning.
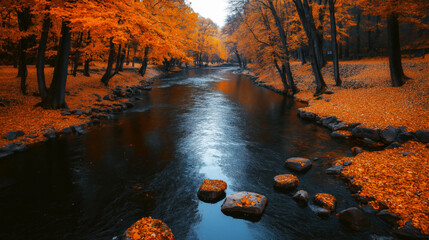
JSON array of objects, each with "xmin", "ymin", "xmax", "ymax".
[{"xmin": 0, "ymin": 0, "xmax": 428, "ymax": 240}]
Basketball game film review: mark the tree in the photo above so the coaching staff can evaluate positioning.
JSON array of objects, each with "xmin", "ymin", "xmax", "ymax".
[
  {"xmin": 328, "ymin": 0, "xmax": 341, "ymax": 86},
  {"xmin": 358, "ymin": 0, "xmax": 428, "ymax": 87},
  {"xmin": 293, "ymin": 0, "xmax": 327, "ymax": 95}
]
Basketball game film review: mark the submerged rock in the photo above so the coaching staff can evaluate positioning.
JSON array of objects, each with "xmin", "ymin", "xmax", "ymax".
[
  {"xmin": 293, "ymin": 190, "xmax": 309, "ymax": 206},
  {"xmin": 314, "ymin": 193, "xmax": 336, "ymax": 213},
  {"xmin": 122, "ymin": 217, "xmax": 175, "ymax": 240},
  {"xmin": 197, "ymin": 179, "xmax": 227, "ymax": 203},
  {"xmin": 326, "ymin": 165, "xmax": 344, "ymax": 175},
  {"xmin": 394, "ymin": 221, "xmax": 429, "ymax": 240},
  {"xmin": 339, "ymin": 207, "xmax": 371, "ymax": 231},
  {"xmin": 285, "ymin": 157, "xmax": 312, "ymax": 172},
  {"xmin": 273, "ymin": 174, "xmax": 299, "ymax": 191},
  {"xmin": 221, "ymin": 192, "xmax": 268, "ymax": 221}
]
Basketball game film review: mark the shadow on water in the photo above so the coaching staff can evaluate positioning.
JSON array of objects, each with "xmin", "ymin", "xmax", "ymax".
[{"xmin": 0, "ymin": 67, "xmax": 394, "ymax": 239}]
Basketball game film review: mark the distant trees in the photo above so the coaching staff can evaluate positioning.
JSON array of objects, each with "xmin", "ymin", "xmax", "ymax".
[
  {"xmin": 0, "ymin": 0, "xmax": 228, "ymax": 109},
  {"xmin": 223, "ymin": 0, "xmax": 428, "ymax": 94}
]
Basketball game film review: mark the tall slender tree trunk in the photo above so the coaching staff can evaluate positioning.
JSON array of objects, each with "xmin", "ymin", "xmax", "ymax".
[
  {"xmin": 329, "ymin": 0, "xmax": 341, "ymax": 86},
  {"xmin": 43, "ymin": 21, "xmax": 71, "ymax": 109},
  {"xmin": 299, "ymin": 47, "xmax": 306, "ymax": 65},
  {"xmin": 114, "ymin": 44, "xmax": 122, "ymax": 74},
  {"xmin": 267, "ymin": 0, "xmax": 298, "ymax": 94},
  {"xmin": 101, "ymin": 37, "xmax": 116, "ymax": 86},
  {"xmin": 36, "ymin": 14, "xmax": 51, "ymax": 101},
  {"xmin": 294, "ymin": 0, "xmax": 327, "ymax": 95},
  {"xmin": 126, "ymin": 44, "xmax": 130, "ymax": 66},
  {"xmin": 83, "ymin": 31, "xmax": 91, "ymax": 77},
  {"xmin": 315, "ymin": 0, "xmax": 327, "ymax": 67},
  {"xmin": 274, "ymin": 58, "xmax": 289, "ymax": 92},
  {"xmin": 132, "ymin": 45, "xmax": 137, "ymax": 67},
  {"xmin": 387, "ymin": 13, "xmax": 405, "ymax": 87},
  {"xmin": 139, "ymin": 46, "xmax": 150, "ymax": 76},
  {"xmin": 17, "ymin": 7, "xmax": 32, "ymax": 95},
  {"xmin": 234, "ymin": 48, "xmax": 243, "ymax": 69},
  {"xmin": 355, "ymin": 9, "xmax": 361, "ymax": 59},
  {"xmin": 72, "ymin": 32, "xmax": 83, "ymax": 77}
]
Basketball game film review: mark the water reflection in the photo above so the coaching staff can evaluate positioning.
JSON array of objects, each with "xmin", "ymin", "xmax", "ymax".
[{"xmin": 0, "ymin": 68, "xmax": 394, "ymax": 240}]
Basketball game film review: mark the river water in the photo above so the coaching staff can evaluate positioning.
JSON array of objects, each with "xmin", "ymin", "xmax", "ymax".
[{"xmin": 0, "ymin": 68, "xmax": 394, "ymax": 239}]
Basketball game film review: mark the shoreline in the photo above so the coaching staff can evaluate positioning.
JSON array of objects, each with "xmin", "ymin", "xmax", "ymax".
[
  {"xmin": 243, "ymin": 63, "xmax": 429, "ymax": 237},
  {"xmin": 0, "ymin": 66, "xmax": 165, "ymax": 159}
]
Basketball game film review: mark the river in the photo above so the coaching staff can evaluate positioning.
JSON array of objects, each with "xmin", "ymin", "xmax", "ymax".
[{"xmin": 0, "ymin": 68, "xmax": 394, "ymax": 239}]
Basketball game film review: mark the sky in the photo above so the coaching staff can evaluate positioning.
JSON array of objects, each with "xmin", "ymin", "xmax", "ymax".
[{"xmin": 188, "ymin": 0, "xmax": 229, "ymax": 28}]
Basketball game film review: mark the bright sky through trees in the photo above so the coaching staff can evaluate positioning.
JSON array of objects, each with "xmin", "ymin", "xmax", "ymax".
[{"xmin": 188, "ymin": 0, "xmax": 228, "ymax": 27}]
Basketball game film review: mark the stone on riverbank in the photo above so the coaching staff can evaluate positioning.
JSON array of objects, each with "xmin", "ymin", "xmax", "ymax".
[
  {"xmin": 376, "ymin": 210, "xmax": 401, "ymax": 225},
  {"xmin": 273, "ymin": 174, "xmax": 299, "ymax": 191},
  {"xmin": 339, "ymin": 207, "xmax": 371, "ymax": 231},
  {"xmin": 285, "ymin": 157, "xmax": 312, "ymax": 172},
  {"xmin": 293, "ymin": 190, "xmax": 309, "ymax": 206},
  {"xmin": 314, "ymin": 193, "xmax": 336, "ymax": 213},
  {"xmin": 122, "ymin": 217, "xmax": 175, "ymax": 240},
  {"xmin": 197, "ymin": 179, "xmax": 227, "ymax": 203},
  {"xmin": 352, "ymin": 126, "xmax": 381, "ymax": 142},
  {"xmin": 221, "ymin": 192, "xmax": 268, "ymax": 221},
  {"xmin": 3, "ymin": 131, "xmax": 25, "ymax": 141},
  {"xmin": 352, "ymin": 147, "xmax": 363, "ymax": 156},
  {"xmin": 415, "ymin": 130, "xmax": 429, "ymax": 143},
  {"xmin": 381, "ymin": 126, "xmax": 400, "ymax": 144}
]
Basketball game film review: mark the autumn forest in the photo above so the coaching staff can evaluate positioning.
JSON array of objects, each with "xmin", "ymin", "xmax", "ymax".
[{"xmin": 0, "ymin": 0, "xmax": 428, "ymax": 239}]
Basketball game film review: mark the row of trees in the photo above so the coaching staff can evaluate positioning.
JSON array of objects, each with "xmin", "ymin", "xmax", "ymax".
[
  {"xmin": 0, "ymin": 0, "xmax": 227, "ymax": 109},
  {"xmin": 222, "ymin": 0, "xmax": 428, "ymax": 95}
]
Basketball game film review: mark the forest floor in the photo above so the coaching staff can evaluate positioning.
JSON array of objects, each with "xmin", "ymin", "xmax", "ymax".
[
  {"xmin": 248, "ymin": 57, "xmax": 429, "ymax": 235},
  {"xmin": 0, "ymin": 63, "xmax": 163, "ymax": 149}
]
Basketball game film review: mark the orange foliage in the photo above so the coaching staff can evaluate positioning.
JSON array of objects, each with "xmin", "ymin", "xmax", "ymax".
[
  {"xmin": 125, "ymin": 217, "xmax": 175, "ymax": 240},
  {"xmin": 341, "ymin": 141, "xmax": 429, "ymax": 234},
  {"xmin": 199, "ymin": 179, "xmax": 227, "ymax": 192}
]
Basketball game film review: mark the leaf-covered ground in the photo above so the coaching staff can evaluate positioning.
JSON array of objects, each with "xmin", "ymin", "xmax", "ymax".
[{"xmin": 0, "ymin": 63, "xmax": 162, "ymax": 148}]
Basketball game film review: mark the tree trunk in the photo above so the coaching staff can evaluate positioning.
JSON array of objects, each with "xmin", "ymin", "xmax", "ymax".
[
  {"xmin": 294, "ymin": 0, "xmax": 327, "ymax": 95},
  {"xmin": 101, "ymin": 37, "xmax": 115, "ymax": 86},
  {"xmin": 114, "ymin": 44, "xmax": 122, "ymax": 74},
  {"xmin": 267, "ymin": 0, "xmax": 297, "ymax": 94},
  {"xmin": 139, "ymin": 46, "xmax": 150, "ymax": 77},
  {"xmin": 132, "ymin": 45, "xmax": 137, "ymax": 67},
  {"xmin": 36, "ymin": 14, "xmax": 51, "ymax": 101},
  {"xmin": 355, "ymin": 9, "xmax": 361, "ymax": 59},
  {"xmin": 83, "ymin": 31, "xmax": 91, "ymax": 77},
  {"xmin": 126, "ymin": 44, "xmax": 130, "ymax": 65},
  {"xmin": 17, "ymin": 7, "xmax": 32, "ymax": 95},
  {"xmin": 329, "ymin": 0, "xmax": 341, "ymax": 86},
  {"xmin": 274, "ymin": 59, "xmax": 289, "ymax": 92},
  {"xmin": 387, "ymin": 13, "xmax": 405, "ymax": 87},
  {"xmin": 43, "ymin": 21, "xmax": 71, "ymax": 109},
  {"xmin": 72, "ymin": 32, "xmax": 83, "ymax": 77},
  {"xmin": 83, "ymin": 59, "xmax": 90, "ymax": 77},
  {"xmin": 299, "ymin": 47, "xmax": 306, "ymax": 65},
  {"xmin": 234, "ymin": 48, "xmax": 243, "ymax": 69}
]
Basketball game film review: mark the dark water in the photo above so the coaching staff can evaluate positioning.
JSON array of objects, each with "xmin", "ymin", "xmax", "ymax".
[{"xmin": 0, "ymin": 68, "xmax": 394, "ymax": 240}]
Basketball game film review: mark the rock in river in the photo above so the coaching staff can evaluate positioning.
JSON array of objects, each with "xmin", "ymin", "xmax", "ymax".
[
  {"xmin": 197, "ymin": 179, "xmax": 227, "ymax": 203},
  {"xmin": 325, "ymin": 165, "xmax": 344, "ymax": 175},
  {"xmin": 273, "ymin": 174, "xmax": 299, "ymax": 191},
  {"xmin": 339, "ymin": 207, "xmax": 371, "ymax": 231},
  {"xmin": 293, "ymin": 190, "xmax": 309, "ymax": 206},
  {"xmin": 3, "ymin": 131, "xmax": 25, "ymax": 141},
  {"xmin": 122, "ymin": 216, "xmax": 175, "ymax": 240},
  {"xmin": 314, "ymin": 193, "xmax": 336, "ymax": 213},
  {"xmin": 221, "ymin": 192, "xmax": 268, "ymax": 221},
  {"xmin": 285, "ymin": 157, "xmax": 312, "ymax": 172}
]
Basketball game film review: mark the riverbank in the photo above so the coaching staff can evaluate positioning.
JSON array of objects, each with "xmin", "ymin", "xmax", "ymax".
[
  {"xmin": 0, "ymin": 64, "xmax": 164, "ymax": 157},
  {"xmin": 246, "ymin": 57, "xmax": 429, "ymax": 236}
]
